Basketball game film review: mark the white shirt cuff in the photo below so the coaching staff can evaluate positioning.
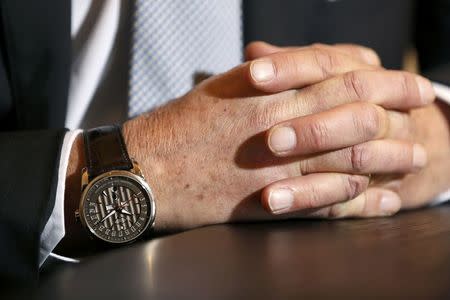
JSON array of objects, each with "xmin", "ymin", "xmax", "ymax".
[{"xmin": 39, "ymin": 129, "xmax": 82, "ymax": 267}]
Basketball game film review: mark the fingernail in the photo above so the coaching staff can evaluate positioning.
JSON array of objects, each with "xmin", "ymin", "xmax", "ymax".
[
  {"xmin": 415, "ymin": 76, "xmax": 435, "ymax": 104},
  {"xmin": 379, "ymin": 192, "xmax": 401, "ymax": 215},
  {"xmin": 250, "ymin": 59, "xmax": 275, "ymax": 82},
  {"xmin": 413, "ymin": 144, "xmax": 427, "ymax": 170},
  {"xmin": 269, "ymin": 188, "xmax": 294, "ymax": 214},
  {"xmin": 268, "ymin": 126, "xmax": 297, "ymax": 154}
]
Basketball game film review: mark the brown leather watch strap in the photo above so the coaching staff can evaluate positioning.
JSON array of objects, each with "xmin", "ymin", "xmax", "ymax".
[{"xmin": 83, "ymin": 125, "xmax": 133, "ymax": 179}]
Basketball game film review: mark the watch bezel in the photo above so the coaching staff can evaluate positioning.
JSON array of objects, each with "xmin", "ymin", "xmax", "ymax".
[{"xmin": 79, "ymin": 169, "xmax": 156, "ymax": 244}]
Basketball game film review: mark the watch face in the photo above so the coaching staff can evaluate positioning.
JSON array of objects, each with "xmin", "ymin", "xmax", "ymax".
[{"xmin": 80, "ymin": 171, "xmax": 155, "ymax": 244}]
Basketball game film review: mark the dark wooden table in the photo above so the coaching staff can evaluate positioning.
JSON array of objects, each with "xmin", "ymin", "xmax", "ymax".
[{"xmin": 24, "ymin": 204, "xmax": 450, "ymax": 299}]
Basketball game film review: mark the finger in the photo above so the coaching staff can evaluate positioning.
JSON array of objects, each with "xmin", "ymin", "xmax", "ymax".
[
  {"xmin": 299, "ymin": 140, "xmax": 427, "ymax": 175},
  {"xmin": 248, "ymin": 46, "xmax": 379, "ymax": 93},
  {"xmin": 245, "ymin": 41, "xmax": 381, "ymax": 66},
  {"xmin": 305, "ymin": 188, "xmax": 401, "ymax": 218},
  {"xmin": 333, "ymin": 43, "xmax": 381, "ymax": 66},
  {"xmin": 292, "ymin": 70, "xmax": 435, "ymax": 114},
  {"xmin": 261, "ymin": 173, "xmax": 369, "ymax": 215},
  {"xmin": 266, "ymin": 102, "xmax": 415, "ymax": 157},
  {"xmin": 267, "ymin": 69, "xmax": 435, "ymax": 125}
]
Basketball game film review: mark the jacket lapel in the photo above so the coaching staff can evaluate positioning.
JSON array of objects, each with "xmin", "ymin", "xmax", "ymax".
[{"xmin": 0, "ymin": 0, "xmax": 71, "ymax": 129}]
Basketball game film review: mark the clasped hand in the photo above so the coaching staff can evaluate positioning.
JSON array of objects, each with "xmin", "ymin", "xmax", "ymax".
[{"xmin": 123, "ymin": 42, "xmax": 437, "ymax": 231}]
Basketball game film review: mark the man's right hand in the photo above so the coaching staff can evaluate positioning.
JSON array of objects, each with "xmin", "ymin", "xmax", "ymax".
[{"xmin": 118, "ymin": 43, "xmax": 434, "ymax": 232}]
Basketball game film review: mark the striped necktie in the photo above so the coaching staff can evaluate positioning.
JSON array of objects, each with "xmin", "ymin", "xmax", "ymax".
[{"xmin": 129, "ymin": 0, "xmax": 242, "ymax": 117}]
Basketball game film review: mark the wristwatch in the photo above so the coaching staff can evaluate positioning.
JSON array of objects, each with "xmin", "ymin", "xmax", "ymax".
[{"xmin": 75, "ymin": 125, "xmax": 156, "ymax": 244}]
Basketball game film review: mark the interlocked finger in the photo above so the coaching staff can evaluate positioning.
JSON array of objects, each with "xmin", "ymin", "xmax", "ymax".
[
  {"xmin": 269, "ymin": 69, "xmax": 435, "ymax": 122},
  {"xmin": 245, "ymin": 41, "xmax": 381, "ymax": 66},
  {"xmin": 261, "ymin": 172, "xmax": 369, "ymax": 215},
  {"xmin": 247, "ymin": 46, "xmax": 380, "ymax": 93},
  {"xmin": 304, "ymin": 188, "xmax": 402, "ymax": 218},
  {"xmin": 266, "ymin": 102, "xmax": 415, "ymax": 157},
  {"xmin": 298, "ymin": 140, "xmax": 427, "ymax": 175}
]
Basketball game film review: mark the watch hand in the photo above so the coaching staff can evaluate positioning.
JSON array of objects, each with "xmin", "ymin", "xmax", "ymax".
[
  {"xmin": 121, "ymin": 199, "xmax": 134, "ymax": 205},
  {"xmin": 105, "ymin": 204, "xmax": 114, "ymax": 211},
  {"xmin": 120, "ymin": 208, "xmax": 132, "ymax": 216},
  {"xmin": 100, "ymin": 210, "xmax": 116, "ymax": 223}
]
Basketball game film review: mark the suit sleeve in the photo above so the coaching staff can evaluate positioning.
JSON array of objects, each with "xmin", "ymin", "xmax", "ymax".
[
  {"xmin": 0, "ymin": 129, "xmax": 67, "ymax": 284},
  {"xmin": 415, "ymin": 0, "xmax": 450, "ymax": 85}
]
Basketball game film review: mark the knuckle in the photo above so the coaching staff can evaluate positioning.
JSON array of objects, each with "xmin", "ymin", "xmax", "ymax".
[
  {"xmin": 288, "ymin": 90, "xmax": 308, "ymax": 117},
  {"xmin": 327, "ymin": 203, "xmax": 344, "ymax": 219},
  {"xmin": 305, "ymin": 120, "xmax": 330, "ymax": 149},
  {"xmin": 365, "ymin": 48, "xmax": 381, "ymax": 64},
  {"xmin": 306, "ymin": 184, "xmax": 323, "ymax": 209},
  {"xmin": 251, "ymin": 89, "xmax": 309, "ymax": 130},
  {"xmin": 397, "ymin": 71, "xmax": 418, "ymax": 100},
  {"xmin": 358, "ymin": 46, "xmax": 381, "ymax": 64},
  {"xmin": 311, "ymin": 43, "xmax": 329, "ymax": 50},
  {"xmin": 349, "ymin": 144, "xmax": 370, "ymax": 173},
  {"xmin": 357, "ymin": 192, "xmax": 369, "ymax": 216},
  {"xmin": 247, "ymin": 104, "xmax": 265, "ymax": 128},
  {"xmin": 294, "ymin": 88, "xmax": 302, "ymax": 103},
  {"xmin": 391, "ymin": 111, "xmax": 414, "ymax": 140},
  {"xmin": 249, "ymin": 102, "xmax": 279, "ymax": 129},
  {"xmin": 358, "ymin": 103, "xmax": 386, "ymax": 139},
  {"xmin": 279, "ymin": 53, "xmax": 299, "ymax": 72},
  {"xmin": 405, "ymin": 115, "xmax": 416, "ymax": 140},
  {"xmin": 298, "ymin": 159, "xmax": 311, "ymax": 175},
  {"xmin": 397, "ymin": 111, "xmax": 410, "ymax": 128},
  {"xmin": 311, "ymin": 47, "xmax": 340, "ymax": 78},
  {"xmin": 342, "ymin": 175, "xmax": 368, "ymax": 201},
  {"xmin": 342, "ymin": 71, "xmax": 367, "ymax": 100},
  {"xmin": 328, "ymin": 193, "xmax": 368, "ymax": 219}
]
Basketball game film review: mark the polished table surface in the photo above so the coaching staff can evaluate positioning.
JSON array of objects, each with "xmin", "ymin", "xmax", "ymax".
[{"xmin": 28, "ymin": 204, "xmax": 450, "ymax": 299}]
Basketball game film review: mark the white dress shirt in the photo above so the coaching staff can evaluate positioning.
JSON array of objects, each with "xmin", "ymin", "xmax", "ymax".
[{"xmin": 38, "ymin": 0, "xmax": 450, "ymax": 266}]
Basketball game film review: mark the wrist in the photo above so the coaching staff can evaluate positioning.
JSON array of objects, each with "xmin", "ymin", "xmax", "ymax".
[
  {"xmin": 57, "ymin": 121, "xmax": 173, "ymax": 255},
  {"xmin": 122, "ymin": 116, "xmax": 176, "ymax": 233}
]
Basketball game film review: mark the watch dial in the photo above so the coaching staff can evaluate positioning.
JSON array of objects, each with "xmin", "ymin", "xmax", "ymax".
[{"xmin": 82, "ymin": 174, "xmax": 154, "ymax": 243}]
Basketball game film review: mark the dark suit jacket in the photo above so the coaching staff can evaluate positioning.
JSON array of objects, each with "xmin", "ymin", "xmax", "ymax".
[{"xmin": 0, "ymin": 0, "xmax": 449, "ymax": 284}]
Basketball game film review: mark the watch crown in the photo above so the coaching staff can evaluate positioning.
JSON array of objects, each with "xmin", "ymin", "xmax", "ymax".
[
  {"xmin": 81, "ymin": 168, "xmax": 89, "ymax": 191},
  {"xmin": 74, "ymin": 210, "xmax": 80, "ymax": 222}
]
